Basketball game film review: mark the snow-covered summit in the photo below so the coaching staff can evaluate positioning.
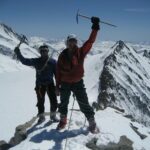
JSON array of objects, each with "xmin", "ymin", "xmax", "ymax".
[
  {"xmin": 0, "ymin": 24, "xmax": 150, "ymax": 150},
  {"xmin": 0, "ymin": 23, "xmax": 22, "ymax": 42}
]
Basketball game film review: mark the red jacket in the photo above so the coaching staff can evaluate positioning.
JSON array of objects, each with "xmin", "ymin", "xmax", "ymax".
[{"xmin": 56, "ymin": 29, "xmax": 98, "ymax": 88}]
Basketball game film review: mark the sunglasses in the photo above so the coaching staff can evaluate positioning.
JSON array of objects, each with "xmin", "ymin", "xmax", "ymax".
[
  {"xmin": 68, "ymin": 39, "xmax": 77, "ymax": 43},
  {"xmin": 40, "ymin": 49, "xmax": 48, "ymax": 53}
]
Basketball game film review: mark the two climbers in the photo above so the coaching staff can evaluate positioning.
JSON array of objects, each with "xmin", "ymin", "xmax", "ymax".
[{"xmin": 14, "ymin": 16, "xmax": 100, "ymax": 133}]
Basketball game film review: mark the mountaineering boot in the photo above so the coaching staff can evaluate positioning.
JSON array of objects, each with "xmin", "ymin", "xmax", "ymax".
[
  {"xmin": 56, "ymin": 115, "xmax": 67, "ymax": 130},
  {"xmin": 88, "ymin": 118, "xmax": 99, "ymax": 134},
  {"xmin": 37, "ymin": 113, "xmax": 45, "ymax": 124},
  {"xmin": 50, "ymin": 112, "xmax": 59, "ymax": 122}
]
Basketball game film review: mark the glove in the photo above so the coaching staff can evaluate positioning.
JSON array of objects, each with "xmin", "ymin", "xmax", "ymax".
[
  {"xmin": 91, "ymin": 17, "xmax": 100, "ymax": 30},
  {"xmin": 14, "ymin": 47, "xmax": 20, "ymax": 53},
  {"xmin": 91, "ymin": 17, "xmax": 100, "ymax": 24}
]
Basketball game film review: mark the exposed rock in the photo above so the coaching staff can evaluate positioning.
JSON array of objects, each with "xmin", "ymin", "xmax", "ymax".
[
  {"xmin": 0, "ymin": 140, "xmax": 12, "ymax": 150},
  {"xmin": 9, "ymin": 130, "xmax": 27, "ymax": 146},
  {"xmin": 98, "ymin": 41, "xmax": 150, "ymax": 126},
  {"xmin": 130, "ymin": 123, "xmax": 147, "ymax": 140},
  {"xmin": 92, "ymin": 102, "xmax": 102, "ymax": 111},
  {"xmin": 124, "ymin": 115, "xmax": 135, "ymax": 122},
  {"xmin": 143, "ymin": 50, "xmax": 150, "ymax": 58},
  {"xmin": 109, "ymin": 106, "xmax": 125, "ymax": 113},
  {"xmin": 0, "ymin": 116, "xmax": 38, "ymax": 150},
  {"xmin": 86, "ymin": 136, "xmax": 133, "ymax": 150},
  {"xmin": 9, "ymin": 116, "xmax": 37, "ymax": 146},
  {"xmin": 0, "ymin": 113, "xmax": 51, "ymax": 149},
  {"xmin": 0, "ymin": 45, "xmax": 13, "ymax": 57}
]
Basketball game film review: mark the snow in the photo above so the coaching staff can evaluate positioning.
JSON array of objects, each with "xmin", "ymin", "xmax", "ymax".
[
  {"xmin": 9, "ymin": 107, "xmax": 150, "ymax": 150},
  {"xmin": 0, "ymin": 70, "xmax": 36, "ymax": 141},
  {"xmin": 0, "ymin": 48, "xmax": 150, "ymax": 149},
  {"xmin": 84, "ymin": 46, "xmax": 113, "ymax": 102},
  {"xmin": 0, "ymin": 24, "xmax": 18, "ymax": 42},
  {"xmin": 0, "ymin": 23, "xmax": 150, "ymax": 149}
]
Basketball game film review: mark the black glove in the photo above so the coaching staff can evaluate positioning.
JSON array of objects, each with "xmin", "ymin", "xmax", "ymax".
[
  {"xmin": 91, "ymin": 17, "xmax": 100, "ymax": 30},
  {"xmin": 14, "ymin": 47, "xmax": 20, "ymax": 53}
]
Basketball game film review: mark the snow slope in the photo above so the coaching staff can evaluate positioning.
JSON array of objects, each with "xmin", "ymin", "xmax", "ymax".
[
  {"xmin": 9, "ymin": 108, "xmax": 150, "ymax": 150},
  {"xmin": 0, "ymin": 70, "xmax": 36, "ymax": 141}
]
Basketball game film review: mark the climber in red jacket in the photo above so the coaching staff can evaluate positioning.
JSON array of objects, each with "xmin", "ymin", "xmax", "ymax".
[{"xmin": 56, "ymin": 17, "xmax": 100, "ymax": 133}]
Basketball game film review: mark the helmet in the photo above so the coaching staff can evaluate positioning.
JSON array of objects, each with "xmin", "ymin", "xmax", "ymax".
[
  {"xmin": 67, "ymin": 34, "xmax": 77, "ymax": 42},
  {"xmin": 39, "ymin": 45, "xmax": 49, "ymax": 53}
]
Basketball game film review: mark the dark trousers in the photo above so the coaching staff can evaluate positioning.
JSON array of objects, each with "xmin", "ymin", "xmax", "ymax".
[
  {"xmin": 35, "ymin": 82, "xmax": 58, "ymax": 115},
  {"xmin": 59, "ymin": 79, "xmax": 95, "ymax": 120}
]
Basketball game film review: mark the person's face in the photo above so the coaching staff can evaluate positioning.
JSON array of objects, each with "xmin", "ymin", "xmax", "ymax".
[
  {"xmin": 67, "ymin": 39, "xmax": 77, "ymax": 50},
  {"xmin": 40, "ymin": 49, "xmax": 48, "ymax": 58}
]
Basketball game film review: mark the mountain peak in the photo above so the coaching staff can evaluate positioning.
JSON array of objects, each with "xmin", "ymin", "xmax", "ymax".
[
  {"xmin": 0, "ymin": 23, "xmax": 26, "ymax": 42},
  {"xmin": 98, "ymin": 41, "xmax": 150, "ymax": 126}
]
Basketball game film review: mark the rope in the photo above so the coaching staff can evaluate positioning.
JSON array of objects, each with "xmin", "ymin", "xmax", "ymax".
[{"xmin": 64, "ymin": 93, "xmax": 76, "ymax": 150}]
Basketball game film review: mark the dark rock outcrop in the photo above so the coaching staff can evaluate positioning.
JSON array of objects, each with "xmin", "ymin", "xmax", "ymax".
[
  {"xmin": 86, "ymin": 136, "xmax": 133, "ymax": 150},
  {"xmin": 0, "ymin": 141, "xmax": 12, "ymax": 150},
  {"xmin": 130, "ymin": 123, "xmax": 147, "ymax": 140},
  {"xmin": 0, "ymin": 112, "xmax": 51, "ymax": 150},
  {"xmin": 0, "ymin": 116, "xmax": 37, "ymax": 150},
  {"xmin": 98, "ymin": 41, "xmax": 150, "ymax": 126}
]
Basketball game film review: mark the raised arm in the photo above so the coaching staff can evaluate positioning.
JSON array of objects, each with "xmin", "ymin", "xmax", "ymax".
[
  {"xmin": 80, "ymin": 17, "xmax": 100, "ymax": 57},
  {"xmin": 14, "ymin": 47, "xmax": 37, "ymax": 66}
]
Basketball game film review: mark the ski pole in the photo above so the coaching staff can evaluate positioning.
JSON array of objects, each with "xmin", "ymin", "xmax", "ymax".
[
  {"xmin": 76, "ymin": 9, "xmax": 117, "ymax": 28},
  {"xmin": 83, "ymin": 117, "xmax": 86, "ymax": 128},
  {"xmin": 64, "ymin": 93, "xmax": 76, "ymax": 150}
]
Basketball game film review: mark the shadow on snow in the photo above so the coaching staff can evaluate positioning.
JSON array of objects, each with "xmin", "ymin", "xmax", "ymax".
[{"xmin": 27, "ymin": 121, "xmax": 89, "ymax": 150}]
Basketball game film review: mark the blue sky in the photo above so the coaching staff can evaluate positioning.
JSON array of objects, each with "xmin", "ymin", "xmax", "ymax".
[{"xmin": 0, "ymin": 0, "xmax": 150, "ymax": 42}]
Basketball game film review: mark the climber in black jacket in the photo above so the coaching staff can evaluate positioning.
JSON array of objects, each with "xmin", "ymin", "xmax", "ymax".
[{"xmin": 14, "ymin": 45, "xmax": 58, "ymax": 123}]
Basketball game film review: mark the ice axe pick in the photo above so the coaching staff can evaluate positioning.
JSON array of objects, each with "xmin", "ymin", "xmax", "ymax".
[
  {"xmin": 76, "ymin": 9, "xmax": 117, "ymax": 28},
  {"xmin": 13, "ymin": 35, "xmax": 28, "ymax": 60},
  {"xmin": 16, "ymin": 35, "xmax": 28, "ymax": 48}
]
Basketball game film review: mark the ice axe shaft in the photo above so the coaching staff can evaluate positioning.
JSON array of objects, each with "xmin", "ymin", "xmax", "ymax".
[
  {"xmin": 13, "ymin": 35, "xmax": 27, "ymax": 60},
  {"xmin": 78, "ymin": 14, "xmax": 91, "ymax": 20},
  {"xmin": 100, "ymin": 20, "xmax": 117, "ymax": 28},
  {"xmin": 16, "ymin": 35, "xmax": 27, "ymax": 48},
  {"xmin": 17, "ymin": 40, "xmax": 23, "ymax": 48},
  {"xmin": 77, "ymin": 12, "xmax": 117, "ymax": 28}
]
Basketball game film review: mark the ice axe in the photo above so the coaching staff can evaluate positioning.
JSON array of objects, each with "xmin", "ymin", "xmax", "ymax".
[
  {"xmin": 76, "ymin": 9, "xmax": 117, "ymax": 28},
  {"xmin": 13, "ymin": 35, "xmax": 28, "ymax": 60},
  {"xmin": 16, "ymin": 35, "xmax": 28, "ymax": 48}
]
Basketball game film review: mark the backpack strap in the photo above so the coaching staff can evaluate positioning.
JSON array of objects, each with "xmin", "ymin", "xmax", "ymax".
[{"xmin": 37, "ymin": 57, "xmax": 50, "ymax": 74}]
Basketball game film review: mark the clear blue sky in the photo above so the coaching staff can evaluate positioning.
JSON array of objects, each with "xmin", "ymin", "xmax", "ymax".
[{"xmin": 0, "ymin": 0, "xmax": 150, "ymax": 42}]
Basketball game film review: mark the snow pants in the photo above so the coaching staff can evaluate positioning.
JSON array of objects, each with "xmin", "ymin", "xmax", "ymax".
[
  {"xmin": 35, "ymin": 82, "xmax": 58, "ymax": 115},
  {"xmin": 59, "ymin": 79, "xmax": 95, "ymax": 120}
]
